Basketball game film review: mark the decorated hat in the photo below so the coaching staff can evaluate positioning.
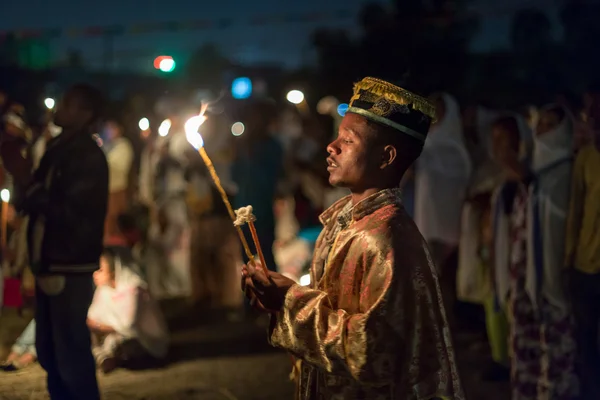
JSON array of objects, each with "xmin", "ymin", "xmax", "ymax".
[{"xmin": 347, "ymin": 77, "xmax": 436, "ymax": 142}]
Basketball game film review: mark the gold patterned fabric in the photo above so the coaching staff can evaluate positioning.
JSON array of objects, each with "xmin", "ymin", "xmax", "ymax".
[
  {"xmin": 269, "ymin": 188, "xmax": 465, "ymax": 400},
  {"xmin": 347, "ymin": 77, "xmax": 436, "ymax": 142}
]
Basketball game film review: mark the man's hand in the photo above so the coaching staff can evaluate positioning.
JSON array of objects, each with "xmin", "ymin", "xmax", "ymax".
[{"xmin": 241, "ymin": 261, "xmax": 297, "ymax": 313}]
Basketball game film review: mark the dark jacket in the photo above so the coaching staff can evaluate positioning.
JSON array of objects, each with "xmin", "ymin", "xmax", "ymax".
[{"xmin": 18, "ymin": 132, "xmax": 108, "ymax": 275}]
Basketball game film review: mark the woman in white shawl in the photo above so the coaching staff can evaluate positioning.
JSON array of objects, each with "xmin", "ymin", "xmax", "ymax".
[
  {"xmin": 493, "ymin": 105, "xmax": 577, "ymax": 400},
  {"xmin": 87, "ymin": 246, "xmax": 169, "ymax": 374},
  {"xmin": 414, "ymin": 93, "xmax": 472, "ymax": 327},
  {"xmin": 415, "ymin": 93, "xmax": 472, "ymax": 264}
]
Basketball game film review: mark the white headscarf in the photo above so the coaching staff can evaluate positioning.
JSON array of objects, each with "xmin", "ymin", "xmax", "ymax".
[
  {"xmin": 88, "ymin": 249, "xmax": 169, "ymax": 358},
  {"xmin": 532, "ymin": 106, "xmax": 574, "ymax": 172},
  {"xmin": 414, "ymin": 93, "xmax": 472, "ymax": 245}
]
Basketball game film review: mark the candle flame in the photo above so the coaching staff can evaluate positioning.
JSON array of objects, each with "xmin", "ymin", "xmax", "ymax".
[
  {"xmin": 185, "ymin": 103, "xmax": 209, "ymax": 150},
  {"xmin": 1, "ymin": 189, "xmax": 10, "ymax": 203}
]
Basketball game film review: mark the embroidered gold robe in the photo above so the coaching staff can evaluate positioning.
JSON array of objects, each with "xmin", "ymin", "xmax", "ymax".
[{"xmin": 269, "ymin": 189, "xmax": 464, "ymax": 400}]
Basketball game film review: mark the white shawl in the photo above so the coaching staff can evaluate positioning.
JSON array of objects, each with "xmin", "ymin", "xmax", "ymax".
[
  {"xmin": 525, "ymin": 108, "xmax": 573, "ymax": 310},
  {"xmin": 415, "ymin": 93, "xmax": 472, "ymax": 245},
  {"xmin": 88, "ymin": 252, "xmax": 169, "ymax": 358}
]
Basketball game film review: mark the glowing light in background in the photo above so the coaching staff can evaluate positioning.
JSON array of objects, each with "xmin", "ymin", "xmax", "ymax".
[
  {"xmin": 317, "ymin": 96, "xmax": 339, "ymax": 115},
  {"xmin": 138, "ymin": 118, "xmax": 150, "ymax": 131},
  {"xmin": 299, "ymin": 274, "xmax": 311, "ymax": 286},
  {"xmin": 44, "ymin": 98, "xmax": 55, "ymax": 110},
  {"xmin": 231, "ymin": 122, "xmax": 245, "ymax": 136},
  {"xmin": 1, "ymin": 189, "xmax": 10, "ymax": 203},
  {"xmin": 337, "ymin": 103, "xmax": 349, "ymax": 117},
  {"xmin": 286, "ymin": 90, "xmax": 305, "ymax": 105},
  {"xmin": 231, "ymin": 77, "xmax": 252, "ymax": 99},
  {"xmin": 158, "ymin": 119, "xmax": 171, "ymax": 137},
  {"xmin": 159, "ymin": 58, "xmax": 176, "ymax": 72},
  {"xmin": 184, "ymin": 116, "xmax": 207, "ymax": 149}
]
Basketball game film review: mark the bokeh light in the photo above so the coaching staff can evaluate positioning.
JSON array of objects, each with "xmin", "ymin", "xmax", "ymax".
[
  {"xmin": 337, "ymin": 103, "xmax": 349, "ymax": 117},
  {"xmin": 158, "ymin": 119, "xmax": 171, "ymax": 137},
  {"xmin": 44, "ymin": 98, "xmax": 55, "ymax": 110},
  {"xmin": 231, "ymin": 77, "xmax": 252, "ymax": 99},
  {"xmin": 286, "ymin": 90, "xmax": 304, "ymax": 105},
  {"xmin": 138, "ymin": 118, "xmax": 150, "ymax": 131},
  {"xmin": 231, "ymin": 122, "xmax": 245, "ymax": 136}
]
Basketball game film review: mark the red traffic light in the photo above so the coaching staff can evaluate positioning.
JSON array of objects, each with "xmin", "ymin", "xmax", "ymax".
[{"xmin": 153, "ymin": 55, "xmax": 173, "ymax": 70}]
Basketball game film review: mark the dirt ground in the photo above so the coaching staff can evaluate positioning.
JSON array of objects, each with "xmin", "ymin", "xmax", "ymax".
[{"xmin": 0, "ymin": 304, "xmax": 509, "ymax": 400}]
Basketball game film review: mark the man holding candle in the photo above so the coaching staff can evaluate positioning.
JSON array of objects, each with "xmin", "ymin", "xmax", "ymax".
[
  {"xmin": 242, "ymin": 77, "xmax": 463, "ymax": 400},
  {"xmin": 0, "ymin": 84, "xmax": 107, "ymax": 400}
]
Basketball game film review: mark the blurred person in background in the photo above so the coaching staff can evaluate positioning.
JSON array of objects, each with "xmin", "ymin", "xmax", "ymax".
[
  {"xmin": 565, "ymin": 83, "xmax": 600, "ymax": 399},
  {"xmin": 414, "ymin": 92, "xmax": 472, "ymax": 328},
  {"xmin": 185, "ymin": 114, "xmax": 242, "ymax": 308},
  {"xmin": 88, "ymin": 246, "xmax": 168, "ymax": 374},
  {"xmin": 0, "ymin": 319, "xmax": 37, "ymax": 371},
  {"xmin": 242, "ymin": 78, "xmax": 464, "ymax": 400},
  {"xmin": 145, "ymin": 121, "xmax": 191, "ymax": 299},
  {"xmin": 101, "ymin": 119, "xmax": 134, "ymax": 240},
  {"xmin": 496, "ymin": 105, "xmax": 577, "ymax": 399},
  {"xmin": 232, "ymin": 100, "xmax": 284, "ymax": 272},
  {"xmin": 0, "ymin": 84, "xmax": 108, "ymax": 400},
  {"xmin": 471, "ymin": 115, "xmax": 530, "ymax": 382}
]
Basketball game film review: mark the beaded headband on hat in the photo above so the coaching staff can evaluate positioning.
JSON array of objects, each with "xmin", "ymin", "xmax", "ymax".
[{"xmin": 347, "ymin": 77, "xmax": 436, "ymax": 142}]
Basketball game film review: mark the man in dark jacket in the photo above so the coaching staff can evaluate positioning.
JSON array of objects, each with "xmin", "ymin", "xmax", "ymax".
[{"xmin": 0, "ymin": 84, "xmax": 108, "ymax": 400}]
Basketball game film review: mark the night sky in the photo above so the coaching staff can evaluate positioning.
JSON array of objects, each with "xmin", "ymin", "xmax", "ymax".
[{"xmin": 1, "ymin": 0, "xmax": 560, "ymax": 71}]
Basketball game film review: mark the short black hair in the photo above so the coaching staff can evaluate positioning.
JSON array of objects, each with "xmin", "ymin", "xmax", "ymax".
[
  {"xmin": 68, "ymin": 83, "xmax": 105, "ymax": 124},
  {"xmin": 367, "ymin": 120, "xmax": 425, "ymax": 173}
]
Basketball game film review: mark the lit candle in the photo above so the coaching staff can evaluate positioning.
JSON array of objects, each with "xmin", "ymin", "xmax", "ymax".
[
  {"xmin": 1, "ymin": 189, "xmax": 10, "ymax": 249},
  {"xmin": 184, "ymin": 112, "xmax": 257, "ymax": 264}
]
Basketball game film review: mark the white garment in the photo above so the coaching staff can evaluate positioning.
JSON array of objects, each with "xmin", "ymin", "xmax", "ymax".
[
  {"xmin": 138, "ymin": 144, "xmax": 159, "ymax": 205},
  {"xmin": 525, "ymin": 107, "xmax": 574, "ymax": 310},
  {"xmin": 88, "ymin": 256, "xmax": 169, "ymax": 359},
  {"xmin": 414, "ymin": 93, "xmax": 472, "ymax": 245},
  {"xmin": 145, "ymin": 198, "xmax": 191, "ymax": 299},
  {"xmin": 106, "ymin": 137, "xmax": 134, "ymax": 193}
]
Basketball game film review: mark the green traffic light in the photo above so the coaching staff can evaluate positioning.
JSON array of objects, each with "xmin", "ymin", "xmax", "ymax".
[{"xmin": 159, "ymin": 58, "xmax": 176, "ymax": 72}]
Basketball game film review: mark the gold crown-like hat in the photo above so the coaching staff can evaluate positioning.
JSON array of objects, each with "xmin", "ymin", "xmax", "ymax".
[{"xmin": 347, "ymin": 77, "xmax": 436, "ymax": 142}]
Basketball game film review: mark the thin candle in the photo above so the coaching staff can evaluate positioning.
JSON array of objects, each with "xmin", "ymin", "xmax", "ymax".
[
  {"xmin": 234, "ymin": 206, "xmax": 269, "ymax": 276},
  {"xmin": 184, "ymin": 112, "xmax": 255, "ymax": 262},
  {"xmin": 1, "ymin": 189, "xmax": 10, "ymax": 249}
]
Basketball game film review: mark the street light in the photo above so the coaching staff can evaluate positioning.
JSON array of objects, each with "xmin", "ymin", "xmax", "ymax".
[
  {"xmin": 286, "ymin": 90, "xmax": 305, "ymax": 105},
  {"xmin": 44, "ymin": 98, "xmax": 55, "ymax": 110},
  {"xmin": 138, "ymin": 118, "xmax": 150, "ymax": 131}
]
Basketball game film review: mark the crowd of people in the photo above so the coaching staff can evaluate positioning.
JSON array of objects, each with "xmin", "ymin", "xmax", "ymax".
[{"xmin": 0, "ymin": 77, "xmax": 597, "ymax": 400}]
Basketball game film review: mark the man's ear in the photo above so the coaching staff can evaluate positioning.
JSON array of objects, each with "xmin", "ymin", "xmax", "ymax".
[{"xmin": 380, "ymin": 145, "xmax": 397, "ymax": 169}]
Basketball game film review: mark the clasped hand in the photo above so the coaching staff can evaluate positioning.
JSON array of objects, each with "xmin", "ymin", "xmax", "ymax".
[{"xmin": 241, "ymin": 261, "xmax": 296, "ymax": 313}]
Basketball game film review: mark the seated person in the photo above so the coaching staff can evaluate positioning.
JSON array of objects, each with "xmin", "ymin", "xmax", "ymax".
[
  {"xmin": 87, "ymin": 246, "xmax": 169, "ymax": 374},
  {"xmin": 1, "ymin": 319, "xmax": 37, "ymax": 371}
]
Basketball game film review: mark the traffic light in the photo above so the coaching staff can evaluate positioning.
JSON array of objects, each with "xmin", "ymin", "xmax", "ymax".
[{"xmin": 154, "ymin": 55, "xmax": 175, "ymax": 72}]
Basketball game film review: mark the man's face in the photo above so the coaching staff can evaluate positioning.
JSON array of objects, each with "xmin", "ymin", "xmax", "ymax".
[
  {"xmin": 491, "ymin": 125, "xmax": 519, "ymax": 166},
  {"xmin": 53, "ymin": 91, "xmax": 90, "ymax": 130},
  {"xmin": 103, "ymin": 121, "xmax": 122, "ymax": 141},
  {"xmin": 326, "ymin": 113, "xmax": 379, "ymax": 190}
]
